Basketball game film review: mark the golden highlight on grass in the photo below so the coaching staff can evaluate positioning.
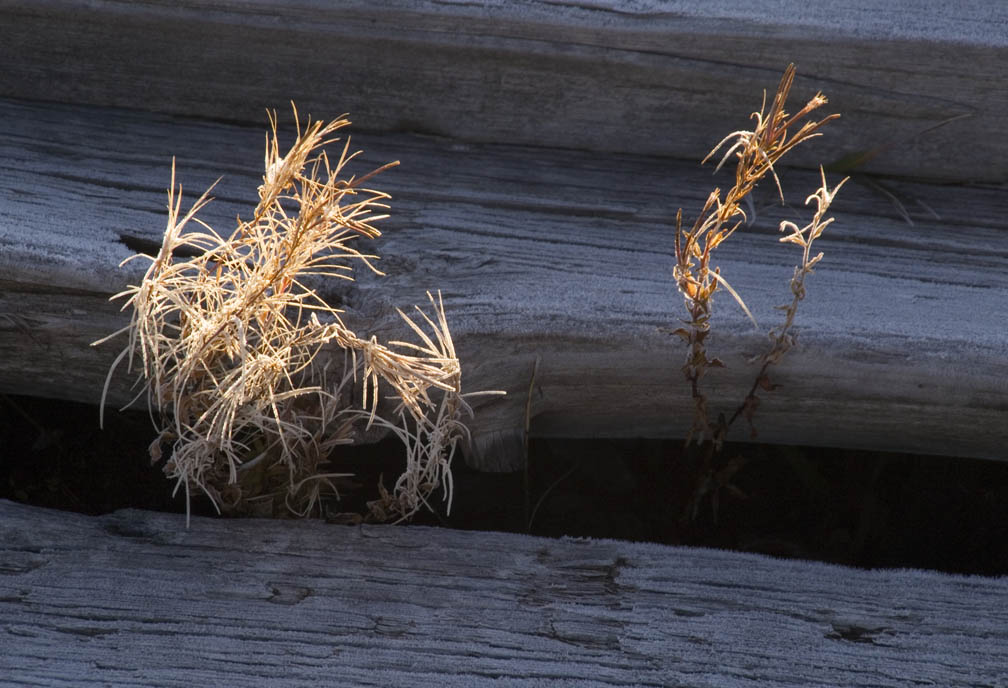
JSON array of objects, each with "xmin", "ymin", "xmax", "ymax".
[
  {"xmin": 94, "ymin": 67, "xmax": 843, "ymax": 529},
  {"xmin": 671, "ymin": 65, "xmax": 848, "ymax": 521},
  {"xmin": 96, "ymin": 106, "xmax": 474, "ymax": 524}
]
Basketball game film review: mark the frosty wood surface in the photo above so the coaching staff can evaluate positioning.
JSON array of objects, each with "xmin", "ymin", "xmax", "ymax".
[
  {"xmin": 0, "ymin": 0, "xmax": 1005, "ymax": 182},
  {"xmin": 1, "ymin": 500, "xmax": 1006, "ymax": 687},
  {"xmin": 1, "ymin": 99, "xmax": 1007, "ymax": 471}
]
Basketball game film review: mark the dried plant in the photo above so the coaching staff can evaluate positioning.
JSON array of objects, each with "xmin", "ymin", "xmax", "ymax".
[
  {"xmin": 671, "ymin": 65, "xmax": 848, "ymax": 520},
  {"xmin": 96, "ymin": 107, "xmax": 474, "ymax": 524}
]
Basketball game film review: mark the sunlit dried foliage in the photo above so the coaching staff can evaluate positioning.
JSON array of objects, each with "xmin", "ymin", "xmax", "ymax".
[
  {"xmin": 671, "ymin": 65, "xmax": 848, "ymax": 521},
  {"xmin": 96, "ymin": 107, "xmax": 473, "ymax": 524}
]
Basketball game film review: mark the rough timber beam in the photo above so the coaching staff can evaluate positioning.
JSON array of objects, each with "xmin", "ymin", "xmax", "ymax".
[
  {"xmin": 2, "ymin": 500, "xmax": 1006, "ymax": 687},
  {"xmin": 0, "ymin": 0, "xmax": 1005, "ymax": 182},
  {"xmin": 1, "ymin": 99, "xmax": 1006, "ymax": 470}
]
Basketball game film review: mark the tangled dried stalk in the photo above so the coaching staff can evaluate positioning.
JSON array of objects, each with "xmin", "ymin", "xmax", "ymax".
[
  {"xmin": 671, "ymin": 65, "xmax": 848, "ymax": 520},
  {"xmin": 96, "ymin": 107, "xmax": 471, "ymax": 524}
]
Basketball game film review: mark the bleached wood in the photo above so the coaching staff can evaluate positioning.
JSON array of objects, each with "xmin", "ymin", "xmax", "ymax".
[
  {"xmin": 0, "ymin": 0, "xmax": 1005, "ymax": 181},
  {"xmin": 1, "ymin": 99, "xmax": 1006, "ymax": 471},
  {"xmin": 1, "ymin": 500, "xmax": 1006, "ymax": 687}
]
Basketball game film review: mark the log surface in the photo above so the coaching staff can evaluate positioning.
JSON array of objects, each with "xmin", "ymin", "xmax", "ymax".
[
  {"xmin": 1, "ymin": 500, "xmax": 1006, "ymax": 687},
  {"xmin": 1, "ymin": 98, "xmax": 1007, "ymax": 470},
  {"xmin": 0, "ymin": 0, "xmax": 1005, "ymax": 181}
]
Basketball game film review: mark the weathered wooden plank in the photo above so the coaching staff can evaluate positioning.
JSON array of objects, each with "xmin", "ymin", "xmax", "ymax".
[
  {"xmin": 0, "ymin": 0, "xmax": 1005, "ymax": 182},
  {"xmin": 1, "ymin": 98, "xmax": 1007, "ymax": 471},
  {"xmin": 1, "ymin": 500, "xmax": 1005, "ymax": 687}
]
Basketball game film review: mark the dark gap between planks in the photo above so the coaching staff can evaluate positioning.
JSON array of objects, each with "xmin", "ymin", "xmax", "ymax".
[{"xmin": 2, "ymin": 394, "xmax": 1005, "ymax": 577}]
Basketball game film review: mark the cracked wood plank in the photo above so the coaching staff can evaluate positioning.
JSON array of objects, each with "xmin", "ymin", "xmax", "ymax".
[
  {"xmin": 1, "ymin": 99, "xmax": 1007, "ymax": 471},
  {"xmin": 1, "ymin": 500, "xmax": 1006, "ymax": 687}
]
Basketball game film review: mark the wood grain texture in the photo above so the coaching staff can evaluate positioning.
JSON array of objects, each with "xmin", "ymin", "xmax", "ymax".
[
  {"xmin": 1, "ymin": 99, "xmax": 1007, "ymax": 471},
  {"xmin": 0, "ymin": 0, "xmax": 1005, "ymax": 182},
  {"xmin": 1, "ymin": 500, "xmax": 1006, "ymax": 687}
]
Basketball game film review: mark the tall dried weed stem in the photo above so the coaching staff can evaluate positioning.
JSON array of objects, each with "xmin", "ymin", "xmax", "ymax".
[
  {"xmin": 671, "ymin": 65, "xmax": 848, "ymax": 519},
  {"xmin": 96, "ymin": 108, "xmax": 471, "ymax": 524}
]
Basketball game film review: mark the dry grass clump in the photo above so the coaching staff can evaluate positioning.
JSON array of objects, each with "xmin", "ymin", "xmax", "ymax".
[
  {"xmin": 671, "ymin": 65, "xmax": 848, "ymax": 520},
  {"xmin": 96, "ymin": 107, "xmax": 473, "ymax": 524}
]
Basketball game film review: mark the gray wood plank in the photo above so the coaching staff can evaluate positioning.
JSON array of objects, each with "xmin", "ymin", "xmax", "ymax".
[
  {"xmin": 0, "ymin": 0, "xmax": 1005, "ymax": 181},
  {"xmin": 1, "ymin": 500, "xmax": 1006, "ymax": 687},
  {"xmin": 1, "ymin": 98, "xmax": 1007, "ymax": 471}
]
